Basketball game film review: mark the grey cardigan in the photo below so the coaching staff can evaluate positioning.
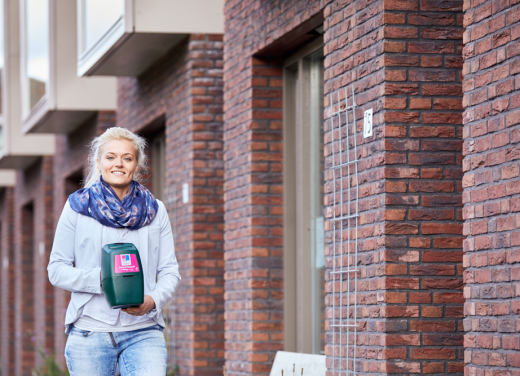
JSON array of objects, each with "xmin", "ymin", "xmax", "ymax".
[{"xmin": 48, "ymin": 199, "xmax": 181, "ymax": 333}]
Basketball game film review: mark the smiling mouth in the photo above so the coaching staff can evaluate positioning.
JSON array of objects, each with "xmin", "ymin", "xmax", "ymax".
[{"xmin": 111, "ymin": 171, "xmax": 125, "ymax": 175}]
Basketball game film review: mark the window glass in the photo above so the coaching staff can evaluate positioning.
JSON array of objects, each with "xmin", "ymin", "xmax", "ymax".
[
  {"xmin": 283, "ymin": 42, "xmax": 325, "ymax": 355},
  {"xmin": 307, "ymin": 51, "xmax": 325, "ymax": 355},
  {"xmin": 25, "ymin": 0, "xmax": 49, "ymax": 111},
  {"xmin": 152, "ymin": 131, "xmax": 166, "ymax": 201},
  {"xmin": 82, "ymin": 0, "xmax": 124, "ymax": 53},
  {"xmin": 0, "ymin": 0, "xmax": 4, "ymax": 118},
  {"xmin": 0, "ymin": 0, "xmax": 4, "ymax": 72}
]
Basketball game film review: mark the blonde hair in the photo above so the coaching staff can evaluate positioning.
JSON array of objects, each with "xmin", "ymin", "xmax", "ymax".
[{"xmin": 84, "ymin": 127, "xmax": 148, "ymax": 188}]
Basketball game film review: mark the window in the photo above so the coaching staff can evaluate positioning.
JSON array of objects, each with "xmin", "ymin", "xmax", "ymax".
[
  {"xmin": 22, "ymin": 0, "xmax": 49, "ymax": 114},
  {"xmin": 79, "ymin": 0, "xmax": 124, "ymax": 54},
  {"xmin": 0, "ymin": 0, "xmax": 4, "ymax": 153},
  {"xmin": 151, "ymin": 131, "xmax": 166, "ymax": 201},
  {"xmin": 283, "ymin": 39, "xmax": 325, "ymax": 354},
  {"xmin": 0, "ymin": 0, "xmax": 4, "ymax": 88}
]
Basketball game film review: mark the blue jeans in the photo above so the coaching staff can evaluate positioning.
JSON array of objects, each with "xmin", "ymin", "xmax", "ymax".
[{"xmin": 65, "ymin": 325, "xmax": 167, "ymax": 376}]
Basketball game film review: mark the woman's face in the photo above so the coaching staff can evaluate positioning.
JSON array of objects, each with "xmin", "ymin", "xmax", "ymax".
[{"xmin": 96, "ymin": 139, "xmax": 138, "ymax": 192}]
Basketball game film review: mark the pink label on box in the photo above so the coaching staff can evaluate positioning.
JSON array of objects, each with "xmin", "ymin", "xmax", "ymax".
[{"xmin": 114, "ymin": 254, "xmax": 139, "ymax": 274}]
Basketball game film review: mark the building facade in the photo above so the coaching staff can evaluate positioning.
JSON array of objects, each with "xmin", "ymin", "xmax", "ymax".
[{"xmin": 0, "ymin": 0, "xmax": 518, "ymax": 376}]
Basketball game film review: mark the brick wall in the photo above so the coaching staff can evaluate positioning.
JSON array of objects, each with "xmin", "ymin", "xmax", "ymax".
[
  {"xmin": 224, "ymin": 0, "xmax": 465, "ymax": 375},
  {"xmin": 462, "ymin": 0, "xmax": 520, "ymax": 374},
  {"xmin": 0, "ymin": 187, "xmax": 15, "ymax": 376},
  {"xmin": 52, "ymin": 112, "xmax": 115, "ymax": 366},
  {"xmin": 117, "ymin": 34, "xmax": 225, "ymax": 376},
  {"xmin": 223, "ymin": 1, "xmax": 327, "ymax": 375},
  {"xmin": 0, "ymin": 1, "xmax": 505, "ymax": 374},
  {"xmin": 323, "ymin": 0, "xmax": 465, "ymax": 374},
  {"xmin": 13, "ymin": 157, "xmax": 54, "ymax": 376}
]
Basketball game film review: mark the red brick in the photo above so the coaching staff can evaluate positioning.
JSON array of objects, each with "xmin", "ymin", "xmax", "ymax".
[
  {"xmin": 411, "ymin": 348, "xmax": 456, "ymax": 359},
  {"xmin": 118, "ymin": 37, "xmax": 225, "ymax": 376}
]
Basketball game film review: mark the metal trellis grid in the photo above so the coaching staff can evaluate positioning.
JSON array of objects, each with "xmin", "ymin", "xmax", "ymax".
[{"xmin": 328, "ymin": 84, "xmax": 358, "ymax": 376}]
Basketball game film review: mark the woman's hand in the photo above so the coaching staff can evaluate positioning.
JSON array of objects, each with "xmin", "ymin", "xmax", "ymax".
[{"xmin": 121, "ymin": 295, "xmax": 156, "ymax": 316}]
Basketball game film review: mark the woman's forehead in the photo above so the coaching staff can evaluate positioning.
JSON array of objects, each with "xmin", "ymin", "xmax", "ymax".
[{"xmin": 101, "ymin": 139, "xmax": 137, "ymax": 155}]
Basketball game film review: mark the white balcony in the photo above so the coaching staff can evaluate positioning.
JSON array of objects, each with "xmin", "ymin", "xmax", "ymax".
[
  {"xmin": 21, "ymin": 0, "xmax": 117, "ymax": 134},
  {"xmin": 0, "ymin": 0, "xmax": 54, "ymax": 169},
  {"xmin": 0, "ymin": 169, "xmax": 15, "ymax": 186},
  {"xmin": 77, "ymin": 0, "xmax": 224, "ymax": 77}
]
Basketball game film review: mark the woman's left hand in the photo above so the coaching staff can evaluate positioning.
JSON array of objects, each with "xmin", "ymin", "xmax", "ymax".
[{"xmin": 121, "ymin": 295, "xmax": 156, "ymax": 316}]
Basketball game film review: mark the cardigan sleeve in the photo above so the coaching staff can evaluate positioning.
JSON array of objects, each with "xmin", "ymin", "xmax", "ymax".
[
  {"xmin": 148, "ymin": 200, "xmax": 181, "ymax": 315},
  {"xmin": 47, "ymin": 201, "xmax": 102, "ymax": 294}
]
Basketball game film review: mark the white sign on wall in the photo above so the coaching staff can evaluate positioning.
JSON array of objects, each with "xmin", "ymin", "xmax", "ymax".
[
  {"xmin": 364, "ymin": 108, "xmax": 373, "ymax": 138},
  {"xmin": 182, "ymin": 183, "xmax": 189, "ymax": 204}
]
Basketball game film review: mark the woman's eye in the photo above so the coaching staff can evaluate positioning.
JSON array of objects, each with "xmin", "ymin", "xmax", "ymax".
[{"xmin": 107, "ymin": 156, "xmax": 114, "ymax": 160}]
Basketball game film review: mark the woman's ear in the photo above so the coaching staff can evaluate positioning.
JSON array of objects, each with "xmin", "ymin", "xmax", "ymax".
[{"xmin": 96, "ymin": 159, "xmax": 101, "ymax": 172}]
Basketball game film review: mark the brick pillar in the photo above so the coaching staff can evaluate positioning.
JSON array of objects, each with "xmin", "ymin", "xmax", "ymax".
[
  {"xmin": 15, "ymin": 199, "xmax": 35, "ymax": 376},
  {"xmin": 462, "ymin": 0, "xmax": 520, "ymax": 374},
  {"xmin": 0, "ymin": 188, "xmax": 15, "ymax": 376},
  {"xmin": 222, "ymin": 54, "xmax": 284, "ymax": 374},
  {"xmin": 14, "ymin": 157, "xmax": 54, "ymax": 375},
  {"xmin": 168, "ymin": 35, "xmax": 225, "ymax": 376},
  {"xmin": 40, "ymin": 157, "xmax": 55, "ymax": 361},
  {"xmin": 52, "ymin": 112, "xmax": 115, "ymax": 366},
  {"xmin": 324, "ymin": 0, "xmax": 464, "ymax": 374},
  {"xmin": 116, "ymin": 35, "xmax": 225, "ymax": 376}
]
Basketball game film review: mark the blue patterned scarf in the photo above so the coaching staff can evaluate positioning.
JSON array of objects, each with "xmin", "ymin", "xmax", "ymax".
[{"xmin": 69, "ymin": 176, "xmax": 159, "ymax": 230}]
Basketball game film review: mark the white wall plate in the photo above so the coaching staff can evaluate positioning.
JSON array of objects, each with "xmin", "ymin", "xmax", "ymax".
[{"xmin": 364, "ymin": 108, "xmax": 373, "ymax": 138}]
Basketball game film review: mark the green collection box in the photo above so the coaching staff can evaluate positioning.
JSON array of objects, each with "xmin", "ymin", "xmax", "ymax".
[{"xmin": 101, "ymin": 243, "xmax": 144, "ymax": 309}]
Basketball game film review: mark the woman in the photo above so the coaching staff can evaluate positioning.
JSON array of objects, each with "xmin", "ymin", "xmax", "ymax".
[{"xmin": 48, "ymin": 127, "xmax": 180, "ymax": 376}]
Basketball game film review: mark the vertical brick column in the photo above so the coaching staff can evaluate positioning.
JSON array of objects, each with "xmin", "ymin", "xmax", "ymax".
[
  {"xmin": 117, "ymin": 35, "xmax": 225, "ymax": 376},
  {"xmin": 0, "ymin": 188, "xmax": 15, "ymax": 376},
  {"xmin": 172, "ymin": 34, "xmax": 225, "ymax": 376},
  {"xmin": 16, "ymin": 202, "xmax": 35, "ymax": 376},
  {"xmin": 223, "ymin": 56, "xmax": 284, "ymax": 376},
  {"xmin": 42, "ymin": 158, "xmax": 56, "ymax": 360},
  {"xmin": 324, "ymin": 0, "xmax": 387, "ymax": 373},
  {"xmin": 14, "ymin": 157, "xmax": 54, "ymax": 375},
  {"xmin": 52, "ymin": 112, "xmax": 115, "ymax": 366},
  {"xmin": 462, "ymin": 0, "xmax": 520, "ymax": 374},
  {"xmin": 324, "ymin": 0, "xmax": 464, "ymax": 374},
  {"xmin": 223, "ymin": 1, "xmax": 333, "ymax": 374}
]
